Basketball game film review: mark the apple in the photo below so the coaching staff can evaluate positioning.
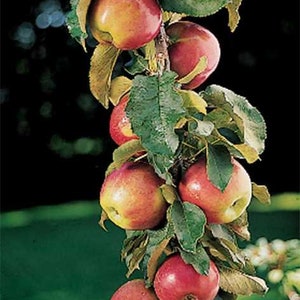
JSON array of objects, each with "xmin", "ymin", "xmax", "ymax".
[
  {"xmin": 111, "ymin": 279, "xmax": 158, "ymax": 299},
  {"xmin": 109, "ymin": 93, "xmax": 139, "ymax": 146},
  {"xmin": 154, "ymin": 254, "xmax": 220, "ymax": 300},
  {"xmin": 100, "ymin": 161, "xmax": 168, "ymax": 230},
  {"xmin": 89, "ymin": 0, "xmax": 162, "ymax": 50},
  {"xmin": 166, "ymin": 21, "xmax": 221, "ymax": 90},
  {"xmin": 178, "ymin": 157, "xmax": 252, "ymax": 224}
]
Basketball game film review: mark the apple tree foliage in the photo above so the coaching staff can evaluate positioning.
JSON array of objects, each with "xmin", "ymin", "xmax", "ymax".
[{"xmin": 66, "ymin": 0, "xmax": 271, "ymax": 298}]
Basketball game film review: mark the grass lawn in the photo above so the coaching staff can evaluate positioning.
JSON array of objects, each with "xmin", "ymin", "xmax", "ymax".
[{"xmin": 1, "ymin": 194, "xmax": 299, "ymax": 300}]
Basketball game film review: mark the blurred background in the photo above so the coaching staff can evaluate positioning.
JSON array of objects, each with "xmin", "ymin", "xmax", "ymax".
[{"xmin": 1, "ymin": 0, "xmax": 299, "ymax": 299}]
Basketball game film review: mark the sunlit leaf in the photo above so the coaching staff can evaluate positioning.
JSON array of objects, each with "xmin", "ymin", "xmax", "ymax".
[
  {"xmin": 219, "ymin": 265, "xmax": 269, "ymax": 295},
  {"xmin": 98, "ymin": 209, "xmax": 109, "ymax": 231},
  {"xmin": 66, "ymin": 0, "xmax": 91, "ymax": 51},
  {"xmin": 232, "ymin": 143, "xmax": 259, "ymax": 163},
  {"xmin": 160, "ymin": 184, "xmax": 177, "ymax": 204},
  {"xmin": 109, "ymin": 76, "xmax": 132, "ymax": 106},
  {"xmin": 168, "ymin": 201, "xmax": 206, "ymax": 253},
  {"xmin": 144, "ymin": 41, "xmax": 157, "ymax": 73},
  {"xmin": 252, "ymin": 183, "xmax": 271, "ymax": 205},
  {"xmin": 178, "ymin": 56, "xmax": 207, "ymax": 85},
  {"xmin": 89, "ymin": 43, "xmax": 121, "ymax": 108},
  {"xmin": 179, "ymin": 89, "xmax": 207, "ymax": 115},
  {"xmin": 206, "ymin": 145, "xmax": 233, "ymax": 191},
  {"xmin": 226, "ymin": 0, "xmax": 243, "ymax": 32},
  {"xmin": 159, "ymin": 0, "xmax": 231, "ymax": 17},
  {"xmin": 201, "ymin": 85, "xmax": 267, "ymax": 155},
  {"xmin": 189, "ymin": 119, "xmax": 214, "ymax": 137},
  {"xmin": 105, "ymin": 140, "xmax": 145, "ymax": 176}
]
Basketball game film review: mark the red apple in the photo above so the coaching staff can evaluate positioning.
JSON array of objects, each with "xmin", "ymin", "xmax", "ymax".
[
  {"xmin": 100, "ymin": 161, "xmax": 167, "ymax": 230},
  {"xmin": 89, "ymin": 0, "xmax": 162, "ymax": 50},
  {"xmin": 109, "ymin": 93, "xmax": 139, "ymax": 146},
  {"xmin": 111, "ymin": 279, "xmax": 158, "ymax": 300},
  {"xmin": 154, "ymin": 254, "xmax": 220, "ymax": 300},
  {"xmin": 166, "ymin": 21, "xmax": 221, "ymax": 90},
  {"xmin": 178, "ymin": 157, "xmax": 252, "ymax": 224}
]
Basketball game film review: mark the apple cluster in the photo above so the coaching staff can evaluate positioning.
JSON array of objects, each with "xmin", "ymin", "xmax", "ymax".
[{"xmin": 87, "ymin": 0, "xmax": 258, "ymax": 299}]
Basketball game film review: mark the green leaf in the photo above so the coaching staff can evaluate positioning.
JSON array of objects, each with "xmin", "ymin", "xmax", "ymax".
[
  {"xmin": 168, "ymin": 201, "xmax": 206, "ymax": 253},
  {"xmin": 127, "ymin": 72, "xmax": 185, "ymax": 156},
  {"xmin": 206, "ymin": 144, "xmax": 233, "ymax": 191},
  {"xmin": 89, "ymin": 44, "xmax": 121, "ymax": 108},
  {"xmin": 121, "ymin": 231, "xmax": 148, "ymax": 277},
  {"xmin": 125, "ymin": 51, "xmax": 148, "ymax": 75},
  {"xmin": 105, "ymin": 140, "xmax": 145, "ymax": 176},
  {"xmin": 201, "ymin": 85, "xmax": 267, "ymax": 155},
  {"xmin": 179, "ymin": 245, "xmax": 210, "ymax": 275},
  {"xmin": 159, "ymin": 0, "xmax": 231, "ymax": 17},
  {"xmin": 219, "ymin": 265, "xmax": 269, "ymax": 296},
  {"xmin": 66, "ymin": 0, "xmax": 91, "ymax": 51}
]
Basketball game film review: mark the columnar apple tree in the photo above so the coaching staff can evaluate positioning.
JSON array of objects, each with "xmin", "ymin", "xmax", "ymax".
[{"xmin": 67, "ymin": 0, "xmax": 271, "ymax": 299}]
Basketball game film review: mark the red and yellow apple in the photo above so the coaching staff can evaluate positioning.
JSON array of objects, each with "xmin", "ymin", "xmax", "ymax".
[
  {"xmin": 100, "ymin": 161, "xmax": 167, "ymax": 230},
  {"xmin": 111, "ymin": 279, "xmax": 158, "ymax": 300},
  {"xmin": 154, "ymin": 254, "xmax": 220, "ymax": 300},
  {"xmin": 166, "ymin": 21, "xmax": 221, "ymax": 90},
  {"xmin": 109, "ymin": 93, "xmax": 139, "ymax": 146},
  {"xmin": 178, "ymin": 157, "xmax": 252, "ymax": 224},
  {"xmin": 89, "ymin": 0, "xmax": 162, "ymax": 50}
]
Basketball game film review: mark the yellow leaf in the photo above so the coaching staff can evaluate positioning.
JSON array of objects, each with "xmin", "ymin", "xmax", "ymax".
[
  {"xmin": 146, "ymin": 237, "xmax": 171, "ymax": 283},
  {"xmin": 226, "ymin": 0, "xmax": 243, "ymax": 32},
  {"xmin": 160, "ymin": 184, "xmax": 177, "ymax": 204},
  {"xmin": 144, "ymin": 40, "xmax": 157, "ymax": 73},
  {"xmin": 76, "ymin": 0, "xmax": 92, "ymax": 52},
  {"xmin": 252, "ymin": 183, "xmax": 271, "ymax": 205},
  {"xmin": 179, "ymin": 89, "xmax": 207, "ymax": 114},
  {"xmin": 178, "ymin": 56, "xmax": 207, "ymax": 85},
  {"xmin": 163, "ymin": 11, "xmax": 186, "ymax": 23},
  {"xmin": 89, "ymin": 43, "xmax": 121, "ymax": 108},
  {"xmin": 110, "ymin": 76, "xmax": 132, "ymax": 106},
  {"xmin": 98, "ymin": 209, "xmax": 109, "ymax": 231},
  {"xmin": 233, "ymin": 143, "xmax": 259, "ymax": 163}
]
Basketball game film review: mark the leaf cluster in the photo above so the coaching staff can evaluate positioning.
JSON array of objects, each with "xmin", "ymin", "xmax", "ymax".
[{"xmin": 65, "ymin": 0, "xmax": 271, "ymax": 298}]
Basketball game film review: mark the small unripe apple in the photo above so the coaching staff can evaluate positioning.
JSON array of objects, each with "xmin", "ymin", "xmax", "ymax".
[
  {"xmin": 166, "ymin": 21, "xmax": 221, "ymax": 89},
  {"xmin": 89, "ymin": 0, "xmax": 162, "ymax": 50},
  {"xmin": 154, "ymin": 254, "xmax": 220, "ymax": 300},
  {"xmin": 111, "ymin": 279, "xmax": 158, "ymax": 300},
  {"xmin": 178, "ymin": 157, "xmax": 252, "ymax": 224},
  {"xmin": 109, "ymin": 93, "xmax": 139, "ymax": 146},
  {"xmin": 100, "ymin": 161, "xmax": 167, "ymax": 230}
]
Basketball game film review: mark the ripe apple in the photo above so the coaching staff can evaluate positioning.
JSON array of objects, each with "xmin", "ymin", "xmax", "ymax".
[
  {"xmin": 109, "ymin": 93, "xmax": 139, "ymax": 146},
  {"xmin": 111, "ymin": 279, "xmax": 158, "ymax": 300},
  {"xmin": 178, "ymin": 157, "xmax": 252, "ymax": 224},
  {"xmin": 166, "ymin": 21, "xmax": 221, "ymax": 90},
  {"xmin": 100, "ymin": 161, "xmax": 168, "ymax": 230},
  {"xmin": 154, "ymin": 254, "xmax": 220, "ymax": 300},
  {"xmin": 89, "ymin": 0, "xmax": 162, "ymax": 50}
]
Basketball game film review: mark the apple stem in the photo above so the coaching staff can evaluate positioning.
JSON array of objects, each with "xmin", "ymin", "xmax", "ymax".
[{"xmin": 155, "ymin": 23, "xmax": 171, "ymax": 76}]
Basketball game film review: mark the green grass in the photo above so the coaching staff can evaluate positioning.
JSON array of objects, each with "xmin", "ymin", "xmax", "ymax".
[{"xmin": 1, "ymin": 194, "xmax": 299, "ymax": 300}]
